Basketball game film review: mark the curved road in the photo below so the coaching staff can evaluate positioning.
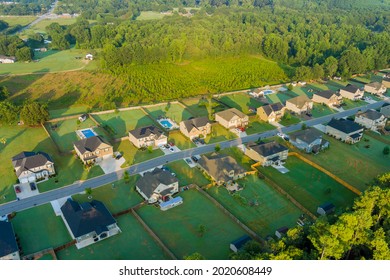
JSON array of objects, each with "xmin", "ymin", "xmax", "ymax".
[{"xmin": 0, "ymin": 99, "xmax": 387, "ymax": 216}]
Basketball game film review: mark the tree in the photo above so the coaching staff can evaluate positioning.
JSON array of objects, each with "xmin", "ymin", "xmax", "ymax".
[
  {"xmin": 184, "ymin": 252, "xmax": 205, "ymax": 260},
  {"xmin": 85, "ymin": 187, "xmax": 92, "ymax": 195},
  {"xmin": 214, "ymin": 144, "xmax": 221, "ymax": 152},
  {"xmin": 20, "ymin": 102, "xmax": 49, "ymax": 126},
  {"xmin": 123, "ymin": 170, "xmax": 130, "ymax": 184},
  {"xmin": 0, "ymin": 101, "xmax": 18, "ymax": 125},
  {"xmin": 15, "ymin": 46, "xmax": 33, "ymax": 61},
  {"xmin": 0, "ymin": 137, "xmax": 6, "ymax": 145},
  {"xmin": 323, "ymin": 56, "xmax": 338, "ymax": 78},
  {"xmin": 383, "ymin": 146, "xmax": 389, "ymax": 155},
  {"xmin": 0, "ymin": 86, "xmax": 9, "ymax": 101},
  {"xmin": 301, "ymin": 123, "xmax": 307, "ymax": 130}
]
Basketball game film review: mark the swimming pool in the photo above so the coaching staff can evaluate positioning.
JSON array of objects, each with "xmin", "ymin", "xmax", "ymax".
[
  {"xmin": 160, "ymin": 120, "xmax": 173, "ymax": 129},
  {"xmin": 263, "ymin": 90, "xmax": 275, "ymax": 95},
  {"xmin": 81, "ymin": 129, "xmax": 96, "ymax": 138}
]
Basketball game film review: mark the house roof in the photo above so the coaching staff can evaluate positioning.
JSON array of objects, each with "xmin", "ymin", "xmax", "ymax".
[
  {"xmin": 198, "ymin": 153, "xmax": 246, "ymax": 182},
  {"xmin": 356, "ymin": 109, "xmax": 384, "ymax": 121},
  {"xmin": 0, "ymin": 221, "xmax": 18, "ymax": 258},
  {"xmin": 181, "ymin": 116, "xmax": 210, "ymax": 133},
  {"xmin": 289, "ymin": 127, "xmax": 322, "ymax": 144},
  {"xmin": 231, "ymin": 235, "xmax": 252, "ymax": 250},
  {"xmin": 61, "ymin": 199, "xmax": 116, "ymax": 238},
  {"xmin": 136, "ymin": 168, "xmax": 178, "ymax": 199},
  {"xmin": 0, "ymin": 55, "xmax": 15, "ymax": 60},
  {"xmin": 327, "ymin": 118, "xmax": 363, "ymax": 134},
  {"xmin": 12, "ymin": 151, "xmax": 53, "ymax": 177},
  {"xmin": 366, "ymin": 82, "xmax": 383, "ymax": 90},
  {"xmin": 216, "ymin": 108, "xmax": 247, "ymax": 122},
  {"xmin": 276, "ymin": 226, "xmax": 289, "ymax": 234},
  {"xmin": 383, "ymin": 77, "xmax": 390, "ymax": 83},
  {"xmin": 129, "ymin": 125, "xmax": 164, "ymax": 140},
  {"xmin": 341, "ymin": 84, "xmax": 360, "ymax": 93},
  {"xmin": 314, "ymin": 90, "xmax": 339, "ymax": 100},
  {"xmin": 286, "ymin": 95, "xmax": 311, "ymax": 108},
  {"xmin": 247, "ymin": 141, "xmax": 288, "ymax": 157},
  {"xmin": 73, "ymin": 136, "xmax": 111, "ymax": 154},
  {"xmin": 259, "ymin": 102, "xmax": 284, "ymax": 116},
  {"xmin": 319, "ymin": 202, "xmax": 335, "ymax": 212}
]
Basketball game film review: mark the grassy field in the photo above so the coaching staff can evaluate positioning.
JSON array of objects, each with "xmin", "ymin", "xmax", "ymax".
[
  {"xmin": 181, "ymin": 98, "xmax": 210, "ymax": 117},
  {"xmin": 11, "ymin": 203, "xmax": 72, "ymax": 255},
  {"xmin": 136, "ymin": 11, "xmax": 167, "ymax": 21},
  {"xmin": 114, "ymin": 140, "xmax": 164, "ymax": 167},
  {"xmin": 49, "ymin": 106, "xmax": 89, "ymax": 119},
  {"xmin": 0, "ymin": 48, "xmax": 94, "ymax": 75},
  {"xmin": 92, "ymin": 109, "xmax": 156, "ymax": 138},
  {"xmin": 246, "ymin": 116, "xmax": 276, "ymax": 135},
  {"xmin": 57, "ymin": 214, "xmax": 169, "ymax": 260},
  {"xmin": 136, "ymin": 189, "xmax": 247, "ymax": 259},
  {"xmin": 166, "ymin": 160, "xmax": 210, "ymax": 187},
  {"xmin": 0, "ymin": 15, "xmax": 37, "ymax": 27},
  {"xmin": 168, "ymin": 130, "xmax": 196, "ymax": 150},
  {"xmin": 259, "ymin": 156, "xmax": 357, "ymax": 214},
  {"xmin": 207, "ymin": 175, "xmax": 303, "ymax": 237},
  {"xmin": 145, "ymin": 103, "xmax": 193, "ymax": 123},
  {"xmin": 204, "ymin": 123, "xmax": 237, "ymax": 144},
  {"xmin": 217, "ymin": 93, "xmax": 263, "ymax": 115}
]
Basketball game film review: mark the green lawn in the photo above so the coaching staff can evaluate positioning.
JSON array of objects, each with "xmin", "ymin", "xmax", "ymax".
[
  {"xmin": 37, "ymin": 253, "xmax": 55, "ymax": 260},
  {"xmin": 311, "ymin": 104, "xmax": 337, "ymax": 118},
  {"xmin": 204, "ymin": 123, "xmax": 237, "ymax": 144},
  {"xmin": 11, "ymin": 204, "xmax": 72, "ymax": 255},
  {"xmin": 145, "ymin": 103, "xmax": 193, "ymax": 123},
  {"xmin": 292, "ymin": 135, "xmax": 390, "ymax": 191},
  {"xmin": 166, "ymin": 160, "xmax": 210, "ymax": 187},
  {"xmin": 57, "ymin": 214, "xmax": 169, "ymax": 260},
  {"xmin": 92, "ymin": 109, "xmax": 156, "ymax": 138},
  {"xmin": 136, "ymin": 11, "xmax": 168, "ymax": 21},
  {"xmin": 45, "ymin": 118, "xmax": 97, "ymax": 152},
  {"xmin": 49, "ymin": 106, "xmax": 89, "ymax": 119},
  {"xmin": 266, "ymin": 91, "xmax": 297, "ymax": 104},
  {"xmin": 279, "ymin": 115, "xmax": 301, "ymax": 126},
  {"xmin": 341, "ymin": 98, "xmax": 367, "ymax": 110},
  {"xmin": 136, "ymin": 189, "xmax": 247, "ymax": 259},
  {"xmin": 207, "ymin": 175, "xmax": 303, "ymax": 237},
  {"xmin": 218, "ymin": 93, "xmax": 263, "ymax": 115},
  {"xmin": 246, "ymin": 116, "xmax": 276, "ymax": 135},
  {"xmin": 181, "ymin": 98, "xmax": 210, "ymax": 117},
  {"xmin": 0, "ymin": 15, "xmax": 37, "ymax": 27},
  {"xmin": 114, "ymin": 140, "xmax": 164, "ymax": 168},
  {"xmin": 168, "ymin": 130, "xmax": 196, "ymax": 150},
  {"xmin": 259, "ymin": 156, "xmax": 357, "ymax": 214}
]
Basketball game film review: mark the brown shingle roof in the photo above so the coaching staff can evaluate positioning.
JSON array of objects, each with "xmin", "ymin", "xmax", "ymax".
[
  {"xmin": 136, "ymin": 168, "xmax": 178, "ymax": 198},
  {"xmin": 198, "ymin": 154, "xmax": 246, "ymax": 182},
  {"xmin": 181, "ymin": 117, "xmax": 210, "ymax": 133},
  {"xmin": 73, "ymin": 136, "xmax": 110, "ymax": 154},
  {"xmin": 12, "ymin": 151, "xmax": 53, "ymax": 177},
  {"xmin": 260, "ymin": 102, "xmax": 284, "ymax": 116},
  {"xmin": 286, "ymin": 95, "xmax": 311, "ymax": 108},
  {"xmin": 216, "ymin": 108, "xmax": 247, "ymax": 122}
]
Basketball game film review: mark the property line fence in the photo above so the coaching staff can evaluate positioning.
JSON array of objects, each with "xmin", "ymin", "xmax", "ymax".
[{"xmin": 23, "ymin": 247, "xmax": 58, "ymax": 260}]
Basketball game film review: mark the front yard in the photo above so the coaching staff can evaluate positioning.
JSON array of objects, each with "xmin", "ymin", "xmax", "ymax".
[
  {"xmin": 114, "ymin": 140, "xmax": 164, "ymax": 168},
  {"xmin": 204, "ymin": 123, "xmax": 237, "ymax": 144},
  {"xmin": 168, "ymin": 130, "xmax": 196, "ymax": 150},
  {"xmin": 246, "ymin": 116, "xmax": 276, "ymax": 135}
]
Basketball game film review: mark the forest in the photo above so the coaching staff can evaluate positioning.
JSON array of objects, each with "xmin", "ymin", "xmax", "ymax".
[{"xmin": 0, "ymin": 0, "xmax": 53, "ymax": 15}]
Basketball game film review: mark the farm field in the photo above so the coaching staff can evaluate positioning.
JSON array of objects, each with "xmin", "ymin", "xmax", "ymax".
[
  {"xmin": 57, "ymin": 214, "xmax": 169, "ymax": 260},
  {"xmin": 207, "ymin": 175, "xmax": 303, "ymax": 237},
  {"xmin": 114, "ymin": 140, "xmax": 164, "ymax": 167},
  {"xmin": 145, "ymin": 103, "xmax": 193, "ymax": 123},
  {"xmin": 259, "ymin": 156, "xmax": 357, "ymax": 214},
  {"xmin": 136, "ymin": 11, "xmax": 168, "ymax": 21},
  {"xmin": 217, "ymin": 93, "xmax": 263, "ymax": 115},
  {"xmin": 136, "ymin": 189, "xmax": 247, "ymax": 259}
]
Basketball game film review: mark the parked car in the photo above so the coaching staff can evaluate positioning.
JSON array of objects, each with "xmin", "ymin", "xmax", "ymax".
[
  {"xmin": 191, "ymin": 156, "xmax": 199, "ymax": 163},
  {"xmin": 164, "ymin": 144, "xmax": 170, "ymax": 149},
  {"xmin": 185, "ymin": 158, "xmax": 193, "ymax": 164},
  {"xmin": 115, "ymin": 154, "xmax": 122, "ymax": 160},
  {"xmin": 169, "ymin": 147, "xmax": 175, "ymax": 152},
  {"xmin": 15, "ymin": 186, "xmax": 21, "ymax": 193},
  {"xmin": 29, "ymin": 182, "xmax": 36, "ymax": 191}
]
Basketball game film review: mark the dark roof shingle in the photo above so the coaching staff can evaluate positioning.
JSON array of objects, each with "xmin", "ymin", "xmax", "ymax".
[
  {"xmin": 0, "ymin": 221, "xmax": 18, "ymax": 258},
  {"xmin": 11, "ymin": 151, "xmax": 53, "ymax": 177},
  {"xmin": 327, "ymin": 118, "xmax": 363, "ymax": 134},
  {"xmin": 136, "ymin": 168, "xmax": 178, "ymax": 198},
  {"xmin": 181, "ymin": 117, "xmax": 210, "ymax": 133},
  {"xmin": 129, "ymin": 125, "xmax": 164, "ymax": 140},
  {"xmin": 356, "ymin": 109, "xmax": 384, "ymax": 121},
  {"xmin": 314, "ymin": 90, "xmax": 339, "ymax": 99},
  {"xmin": 247, "ymin": 141, "xmax": 288, "ymax": 157},
  {"xmin": 198, "ymin": 154, "xmax": 246, "ymax": 182},
  {"xmin": 73, "ymin": 136, "xmax": 110, "ymax": 154},
  {"xmin": 289, "ymin": 127, "xmax": 322, "ymax": 144}
]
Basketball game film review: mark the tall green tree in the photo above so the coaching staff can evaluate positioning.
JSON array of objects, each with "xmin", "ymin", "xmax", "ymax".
[{"xmin": 20, "ymin": 102, "xmax": 49, "ymax": 126}]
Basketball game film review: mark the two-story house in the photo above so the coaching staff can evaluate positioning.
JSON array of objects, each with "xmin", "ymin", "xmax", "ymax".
[
  {"xmin": 215, "ymin": 108, "xmax": 249, "ymax": 129},
  {"xmin": 339, "ymin": 84, "xmax": 364, "ymax": 101},
  {"xmin": 325, "ymin": 118, "xmax": 364, "ymax": 144},
  {"xmin": 135, "ymin": 168, "xmax": 179, "ymax": 204},
  {"xmin": 289, "ymin": 127, "xmax": 329, "ymax": 153},
  {"xmin": 312, "ymin": 90, "xmax": 342, "ymax": 107},
  {"xmin": 12, "ymin": 151, "xmax": 55, "ymax": 184},
  {"xmin": 285, "ymin": 95, "xmax": 313, "ymax": 114},
  {"xmin": 257, "ymin": 102, "xmax": 286, "ymax": 122},
  {"xmin": 364, "ymin": 82, "xmax": 387, "ymax": 96},
  {"xmin": 128, "ymin": 125, "xmax": 167, "ymax": 149},
  {"xmin": 382, "ymin": 77, "xmax": 390, "ymax": 88},
  {"xmin": 354, "ymin": 109, "xmax": 387, "ymax": 132},
  {"xmin": 179, "ymin": 116, "xmax": 211, "ymax": 140},
  {"xmin": 0, "ymin": 221, "xmax": 20, "ymax": 260},
  {"xmin": 73, "ymin": 136, "xmax": 113, "ymax": 165},
  {"xmin": 61, "ymin": 199, "xmax": 121, "ymax": 249},
  {"xmin": 244, "ymin": 141, "xmax": 288, "ymax": 166}
]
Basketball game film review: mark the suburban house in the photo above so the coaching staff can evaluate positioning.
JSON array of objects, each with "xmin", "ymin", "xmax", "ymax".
[
  {"xmin": 289, "ymin": 127, "xmax": 329, "ymax": 154},
  {"xmin": 198, "ymin": 153, "xmax": 247, "ymax": 186},
  {"xmin": 244, "ymin": 141, "xmax": 288, "ymax": 166},
  {"xmin": 354, "ymin": 109, "xmax": 387, "ymax": 132},
  {"xmin": 325, "ymin": 118, "xmax": 364, "ymax": 144},
  {"xmin": 128, "ymin": 125, "xmax": 167, "ymax": 149},
  {"xmin": 230, "ymin": 235, "xmax": 252, "ymax": 253},
  {"xmin": 364, "ymin": 82, "xmax": 387, "ymax": 96},
  {"xmin": 312, "ymin": 90, "xmax": 342, "ymax": 107},
  {"xmin": 257, "ymin": 102, "xmax": 286, "ymax": 122},
  {"xmin": 0, "ymin": 55, "xmax": 15, "ymax": 63},
  {"xmin": 382, "ymin": 77, "xmax": 390, "ymax": 88},
  {"xmin": 0, "ymin": 221, "xmax": 20, "ymax": 260},
  {"xmin": 215, "ymin": 108, "xmax": 249, "ymax": 129},
  {"xmin": 135, "ymin": 168, "xmax": 179, "ymax": 204},
  {"xmin": 275, "ymin": 226, "xmax": 289, "ymax": 239},
  {"xmin": 339, "ymin": 84, "xmax": 364, "ymax": 100},
  {"xmin": 317, "ymin": 202, "xmax": 335, "ymax": 216},
  {"xmin": 285, "ymin": 95, "xmax": 313, "ymax": 114},
  {"xmin": 60, "ymin": 199, "xmax": 121, "ymax": 249},
  {"xmin": 179, "ymin": 116, "xmax": 211, "ymax": 139},
  {"xmin": 73, "ymin": 136, "xmax": 113, "ymax": 164},
  {"xmin": 12, "ymin": 151, "xmax": 55, "ymax": 184},
  {"xmin": 380, "ymin": 104, "xmax": 390, "ymax": 117}
]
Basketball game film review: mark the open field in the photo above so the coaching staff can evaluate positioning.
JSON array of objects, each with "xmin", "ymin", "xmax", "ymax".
[
  {"xmin": 57, "ymin": 214, "xmax": 169, "ymax": 260},
  {"xmin": 207, "ymin": 175, "xmax": 303, "ymax": 237},
  {"xmin": 92, "ymin": 109, "xmax": 155, "ymax": 138},
  {"xmin": 168, "ymin": 130, "xmax": 196, "ymax": 150},
  {"xmin": 11, "ymin": 203, "xmax": 72, "ymax": 255},
  {"xmin": 217, "ymin": 92, "xmax": 263, "ymax": 115},
  {"xmin": 259, "ymin": 156, "xmax": 357, "ymax": 214},
  {"xmin": 0, "ymin": 15, "xmax": 37, "ymax": 27},
  {"xmin": 246, "ymin": 117, "xmax": 276, "ymax": 135},
  {"xmin": 136, "ymin": 189, "xmax": 247, "ymax": 259},
  {"xmin": 136, "ymin": 11, "xmax": 167, "ymax": 21},
  {"xmin": 204, "ymin": 123, "xmax": 237, "ymax": 144},
  {"xmin": 114, "ymin": 140, "xmax": 164, "ymax": 168},
  {"xmin": 166, "ymin": 161, "xmax": 210, "ymax": 187},
  {"xmin": 145, "ymin": 103, "xmax": 193, "ymax": 123}
]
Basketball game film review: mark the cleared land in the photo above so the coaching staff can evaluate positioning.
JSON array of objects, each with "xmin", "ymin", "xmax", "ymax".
[
  {"xmin": 136, "ymin": 11, "xmax": 167, "ymax": 21},
  {"xmin": 145, "ymin": 103, "xmax": 193, "ymax": 123},
  {"xmin": 207, "ymin": 175, "xmax": 303, "ymax": 236},
  {"xmin": 136, "ymin": 189, "xmax": 247, "ymax": 259},
  {"xmin": 0, "ymin": 15, "xmax": 37, "ymax": 28},
  {"xmin": 217, "ymin": 93, "xmax": 263, "ymax": 115}
]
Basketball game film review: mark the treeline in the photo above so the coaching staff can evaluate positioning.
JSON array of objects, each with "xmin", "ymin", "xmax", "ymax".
[
  {"xmin": 0, "ymin": 0, "xmax": 54, "ymax": 15},
  {"xmin": 0, "ymin": 35, "xmax": 33, "ymax": 60},
  {"xmin": 231, "ymin": 172, "xmax": 390, "ymax": 260}
]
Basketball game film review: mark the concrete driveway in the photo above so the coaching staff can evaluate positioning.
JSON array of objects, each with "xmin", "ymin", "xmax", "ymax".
[
  {"xmin": 98, "ymin": 156, "xmax": 126, "ymax": 174},
  {"xmin": 15, "ymin": 182, "xmax": 40, "ymax": 200}
]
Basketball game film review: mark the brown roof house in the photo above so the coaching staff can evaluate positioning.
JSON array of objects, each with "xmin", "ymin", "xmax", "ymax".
[
  {"xmin": 257, "ymin": 102, "xmax": 286, "ymax": 122},
  {"xmin": 215, "ymin": 108, "xmax": 249, "ymax": 129},
  {"xmin": 179, "ymin": 117, "xmax": 211, "ymax": 140},
  {"xmin": 355, "ymin": 109, "xmax": 387, "ymax": 132},
  {"xmin": 289, "ymin": 127, "xmax": 329, "ymax": 154},
  {"xmin": 198, "ymin": 154, "xmax": 247, "ymax": 187},
  {"xmin": 135, "ymin": 168, "xmax": 179, "ymax": 204},
  {"xmin": 244, "ymin": 141, "xmax": 288, "ymax": 166},
  {"xmin": 364, "ymin": 82, "xmax": 387, "ymax": 96},
  {"xmin": 285, "ymin": 95, "xmax": 313, "ymax": 114},
  {"xmin": 128, "ymin": 125, "xmax": 167, "ymax": 149},
  {"xmin": 12, "ymin": 151, "xmax": 55, "ymax": 184},
  {"xmin": 382, "ymin": 77, "xmax": 390, "ymax": 88},
  {"xmin": 339, "ymin": 84, "xmax": 364, "ymax": 101},
  {"xmin": 325, "ymin": 118, "xmax": 364, "ymax": 144},
  {"xmin": 312, "ymin": 90, "xmax": 342, "ymax": 107},
  {"xmin": 74, "ymin": 136, "xmax": 113, "ymax": 165}
]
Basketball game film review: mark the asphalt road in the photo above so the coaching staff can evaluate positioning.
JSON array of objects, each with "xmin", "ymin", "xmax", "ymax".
[
  {"xmin": 18, "ymin": 0, "xmax": 59, "ymax": 33},
  {"xmin": 0, "ymin": 99, "xmax": 387, "ymax": 216}
]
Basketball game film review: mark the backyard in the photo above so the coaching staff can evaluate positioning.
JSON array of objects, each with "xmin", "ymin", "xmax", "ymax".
[
  {"xmin": 217, "ymin": 93, "xmax": 263, "ymax": 115},
  {"xmin": 145, "ymin": 103, "xmax": 193, "ymax": 123},
  {"xmin": 49, "ymin": 105, "xmax": 89, "ymax": 119}
]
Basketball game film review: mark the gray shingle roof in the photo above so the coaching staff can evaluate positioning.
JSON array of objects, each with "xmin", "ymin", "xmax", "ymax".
[
  {"xmin": 327, "ymin": 118, "xmax": 363, "ymax": 134},
  {"xmin": 198, "ymin": 154, "xmax": 246, "ymax": 182},
  {"xmin": 366, "ymin": 82, "xmax": 383, "ymax": 90},
  {"xmin": 136, "ymin": 168, "xmax": 178, "ymax": 199},
  {"xmin": 129, "ymin": 125, "xmax": 164, "ymax": 140},
  {"xmin": 73, "ymin": 136, "xmax": 110, "ymax": 154},
  {"xmin": 61, "ymin": 199, "xmax": 116, "ymax": 238},
  {"xmin": 289, "ymin": 127, "xmax": 322, "ymax": 144},
  {"xmin": 356, "ymin": 109, "xmax": 384, "ymax": 121},
  {"xmin": 247, "ymin": 141, "xmax": 288, "ymax": 157},
  {"xmin": 216, "ymin": 108, "xmax": 247, "ymax": 122},
  {"xmin": 0, "ymin": 221, "xmax": 18, "ymax": 258},
  {"xmin": 342, "ymin": 84, "xmax": 360, "ymax": 93},
  {"xmin": 286, "ymin": 95, "xmax": 311, "ymax": 108},
  {"xmin": 314, "ymin": 90, "xmax": 339, "ymax": 100},
  {"xmin": 181, "ymin": 116, "xmax": 210, "ymax": 133},
  {"xmin": 11, "ymin": 151, "xmax": 53, "ymax": 177},
  {"xmin": 260, "ymin": 102, "xmax": 284, "ymax": 116}
]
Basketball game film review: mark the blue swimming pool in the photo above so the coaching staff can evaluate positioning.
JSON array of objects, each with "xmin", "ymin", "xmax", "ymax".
[
  {"xmin": 160, "ymin": 120, "xmax": 173, "ymax": 129},
  {"xmin": 81, "ymin": 129, "xmax": 96, "ymax": 138},
  {"xmin": 263, "ymin": 90, "xmax": 274, "ymax": 95}
]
